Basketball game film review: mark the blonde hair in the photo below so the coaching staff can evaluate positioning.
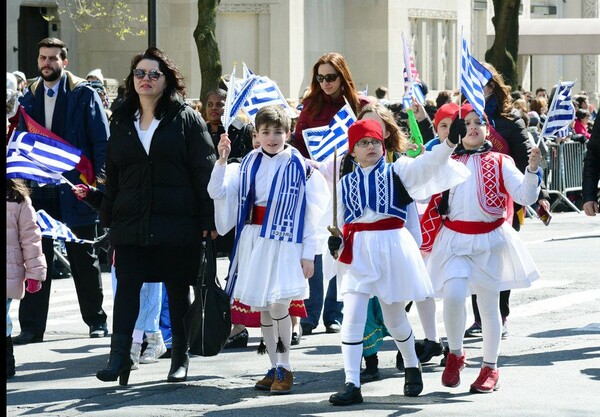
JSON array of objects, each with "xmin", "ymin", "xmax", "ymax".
[{"xmin": 357, "ymin": 102, "xmax": 408, "ymax": 153}]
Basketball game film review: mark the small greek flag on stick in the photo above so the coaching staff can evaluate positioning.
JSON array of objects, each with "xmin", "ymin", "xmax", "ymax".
[
  {"xmin": 36, "ymin": 210, "xmax": 95, "ymax": 244},
  {"xmin": 540, "ymin": 81, "xmax": 576, "ymax": 138},
  {"xmin": 459, "ymin": 37, "xmax": 492, "ymax": 119},
  {"xmin": 302, "ymin": 102, "xmax": 356, "ymax": 162},
  {"xmin": 242, "ymin": 75, "xmax": 297, "ymax": 124}
]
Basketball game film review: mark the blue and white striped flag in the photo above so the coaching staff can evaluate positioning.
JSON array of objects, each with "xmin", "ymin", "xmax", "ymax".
[
  {"xmin": 222, "ymin": 74, "xmax": 259, "ymax": 130},
  {"xmin": 36, "ymin": 210, "xmax": 94, "ymax": 244},
  {"xmin": 302, "ymin": 103, "xmax": 356, "ymax": 162},
  {"xmin": 540, "ymin": 81, "xmax": 576, "ymax": 138},
  {"xmin": 242, "ymin": 76, "xmax": 296, "ymax": 124},
  {"xmin": 460, "ymin": 38, "xmax": 492, "ymax": 119},
  {"xmin": 6, "ymin": 130, "xmax": 81, "ymax": 184}
]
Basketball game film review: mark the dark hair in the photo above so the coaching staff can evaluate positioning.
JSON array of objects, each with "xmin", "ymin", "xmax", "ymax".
[
  {"xmin": 37, "ymin": 37, "xmax": 68, "ymax": 60},
  {"xmin": 375, "ymin": 86, "xmax": 388, "ymax": 100},
  {"xmin": 303, "ymin": 52, "xmax": 361, "ymax": 120},
  {"xmin": 482, "ymin": 62, "xmax": 513, "ymax": 117},
  {"xmin": 254, "ymin": 105, "xmax": 291, "ymax": 133},
  {"xmin": 121, "ymin": 47, "xmax": 186, "ymax": 119},
  {"xmin": 575, "ymin": 96, "xmax": 588, "ymax": 108},
  {"xmin": 535, "ymin": 87, "xmax": 547, "ymax": 95},
  {"xmin": 6, "ymin": 178, "xmax": 30, "ymax": 203},
  {"xmin": 435, "ymin": 90, "xmax": 452, "ymax": 109},
  {"xmin": 576, "ymin": 108, "xmax": 590, "ymax": 121}
]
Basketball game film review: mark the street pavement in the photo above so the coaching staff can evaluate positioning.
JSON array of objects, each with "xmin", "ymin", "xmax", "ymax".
[{"xmin": 6, "ymin": 212, "xmax": 600, "ymax": 417}]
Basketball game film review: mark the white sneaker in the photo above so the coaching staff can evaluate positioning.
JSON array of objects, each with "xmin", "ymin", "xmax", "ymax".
[
  {"xmin": 130, "ymin": 342, "xmax": 142, "ymax": 370},
  {"xmin": 139, "ymin": 332, "xmax": 167, "ymax": 364}
]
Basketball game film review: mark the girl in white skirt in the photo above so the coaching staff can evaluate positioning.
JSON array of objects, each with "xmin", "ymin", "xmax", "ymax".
[
  {"xmin": 327, "ymin": 118, "xmax": 470, "ymax": 405},
  {"xmin": 424, "ymin": 103, "xmax": 543, "ymax": 393}
]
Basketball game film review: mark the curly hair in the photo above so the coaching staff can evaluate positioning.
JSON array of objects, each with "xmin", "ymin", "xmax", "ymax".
[
  {"xmin": 482, "ymin": 62, "xmax": 513, "ymax": 117},
  {"xmin": 121, "ymin": 47, "xmax": 186, "ymax": 120}
]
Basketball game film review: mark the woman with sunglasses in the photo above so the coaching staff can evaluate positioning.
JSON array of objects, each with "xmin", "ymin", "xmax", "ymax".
[
  {"xmin": 293, "ymin": 52, "xmax": 373, "ymax": 339},
  {"xmin": 96, "ymin": 47, "xmax": 216, "ymax": 386}
]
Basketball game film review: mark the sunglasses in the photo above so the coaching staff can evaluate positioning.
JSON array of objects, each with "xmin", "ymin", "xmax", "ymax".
[
  {"xmin": 315, "ymin": 73, "xmax": 340, "ymax": 83},
  {"xmin": 132, "ymin": 69, "xmax": 163, "ymax": 81}
]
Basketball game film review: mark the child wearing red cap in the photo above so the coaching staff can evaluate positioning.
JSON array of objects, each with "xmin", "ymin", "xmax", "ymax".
[
  {"xmin": 424, "ymin": 104, "xmax": 543, "ymax": 394},
  {"xmin": 327, "ymin": 117, "xmax": 471, "ymax": 406}
]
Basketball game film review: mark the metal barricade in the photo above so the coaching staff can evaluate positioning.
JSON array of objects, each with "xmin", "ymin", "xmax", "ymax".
[{"xmin": 544, "ymin": 141, "xmax": 587, "ymax": 213}]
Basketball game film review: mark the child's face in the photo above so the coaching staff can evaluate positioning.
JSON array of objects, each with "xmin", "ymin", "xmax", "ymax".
[
  {"xmin": 436, "ymin": 117, "xmax": 452, "ymax": 142},
  {"xmin": 256, "ymin": 123, "xmax": 288, "ymax": 154},
  {"xmin": 351, "ymin": 136, "xmax": 384, "ymax": 168},
  {"xmin": 462, "ymin": 111, "xmax": 489, "ymax": 150}
]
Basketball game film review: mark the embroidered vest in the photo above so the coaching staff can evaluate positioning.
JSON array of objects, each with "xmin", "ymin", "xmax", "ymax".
[{"xmin": 341, "ymin": 158, "xmax": 408, "ymax": 223}]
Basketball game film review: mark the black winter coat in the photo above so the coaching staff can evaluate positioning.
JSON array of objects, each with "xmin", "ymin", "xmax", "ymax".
[{"xmin": 100, "ymin": 98, "xmax": 216, "ymax": 247}]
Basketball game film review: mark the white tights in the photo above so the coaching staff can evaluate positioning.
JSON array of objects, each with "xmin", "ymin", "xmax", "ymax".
[
  {"xmin": 341, "ymin": 292, "xmax": 418, "ymax": 386},
  {"xmin": 442, "ymin": 277, "xmax": 501, "ymax": 367},
  {"xmin": 260, "ymin": 302, "xmax": 292, "ymax": 371}
]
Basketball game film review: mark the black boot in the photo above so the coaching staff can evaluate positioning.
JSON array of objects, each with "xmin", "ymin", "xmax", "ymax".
[
  {"xmin": 96, "ymin": 334, "xmax": 133, "ymax": 386},
  {"xmin": 167, "ymin": 334, "xmax": 189, "ymax": 382},
  {"xmin": 7, "ymin": 336, "xmax": 15, "ymax": 379},
  {"xmin": 404, "ymin": 364, "xmax": 423, "ymax": 397}
]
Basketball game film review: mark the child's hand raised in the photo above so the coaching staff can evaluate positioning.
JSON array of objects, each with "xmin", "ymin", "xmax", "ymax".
[
  {"xmin": 528, "ymin": 146, "xmax": 542, "ymax": 172},
  {"xmin": 217, "ymin": 133, "xmax": 231, "ymax": 165}
]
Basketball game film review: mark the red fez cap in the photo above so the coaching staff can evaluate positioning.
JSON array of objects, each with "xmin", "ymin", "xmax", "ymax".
[
  {"xmin": 433, "ymin": 102, "xmax": 459, "ymax": 130},
  {"xmin": 460, "ymin": 102, "xmax": 490, "ymax": 125},
  {"xmin": 348, "ymin": 119, "xmax": 384, "ymax": 152}
]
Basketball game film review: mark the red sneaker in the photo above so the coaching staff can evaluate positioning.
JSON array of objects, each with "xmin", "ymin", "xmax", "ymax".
[
  {"xmin": 441, "ymin": 352, "xmax": 466, "ymax": 387},
  {"xmin": 470, "ymin": 366, "xmax": 500, "ymax": 393}
]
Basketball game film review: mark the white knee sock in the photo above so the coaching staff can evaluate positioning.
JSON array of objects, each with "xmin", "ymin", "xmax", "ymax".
[
  {"xmin": 416, "ymin": 298, "xmax": 439, "ymax": 342},
  {"xmin": 269, "ymin": 303, "xmax": 292, "ymax": 371},
  {"xmin": 476, "ymin": 287, "xmax": 501, "ymax": 368},
  {"xmin": 260, "ymin": 311, "xmax": 277, "ymax": 369},
  {"xmin": 442, "ymin": 278, "xmax": 469, "ymax": 354}
]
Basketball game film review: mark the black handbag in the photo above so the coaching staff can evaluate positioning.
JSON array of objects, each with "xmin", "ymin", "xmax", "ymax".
[{"xmin": 183, "ymin": 238, "xmax": 231, "ymax": 357}]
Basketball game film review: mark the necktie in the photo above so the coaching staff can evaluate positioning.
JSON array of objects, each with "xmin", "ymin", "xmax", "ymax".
[{"xmin": 47, "ymin": 89, "xmax": 55, "ymax": 97}]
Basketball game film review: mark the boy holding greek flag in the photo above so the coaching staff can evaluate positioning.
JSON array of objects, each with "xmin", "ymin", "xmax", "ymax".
[{"xmin": 208, "ymin": 105, "xmax": 329, "ymax": 395}]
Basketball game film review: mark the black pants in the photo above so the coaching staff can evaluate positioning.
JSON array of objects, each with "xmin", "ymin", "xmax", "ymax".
[
  {"xmin": 112, "ymin": 275, "xmax": 191, "ymax": 342},
  {"xmin": 18, "ymin": 224, "xmax": 107, "ymax": 335}
]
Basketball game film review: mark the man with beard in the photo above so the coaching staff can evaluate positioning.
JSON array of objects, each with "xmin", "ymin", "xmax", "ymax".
[{"xmin": 13, "ymin": 37, "xmax": 110, "ymax": 344}]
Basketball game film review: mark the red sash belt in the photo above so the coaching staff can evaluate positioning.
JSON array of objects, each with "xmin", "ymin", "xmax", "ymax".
[
  {"xmin": 338, "ymin": 217, "xmax": 405, "ymax": 264},
  {"xmin": 443, "ymin": 218, "xmax": 504, "ymax": 234},
  {"xmin": 251, "ymin": 205, "xmax": 267, "ymax": 225}
]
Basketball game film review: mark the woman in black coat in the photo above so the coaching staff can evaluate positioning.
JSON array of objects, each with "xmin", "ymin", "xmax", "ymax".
[{"xmin": 96, "ymin": 47, "xmax": 216, "ymax": 386}]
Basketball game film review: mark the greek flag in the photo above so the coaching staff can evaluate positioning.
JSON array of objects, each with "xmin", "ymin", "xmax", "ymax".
[
  {"xmin": 540, "ymin": 81, "xmax": 576, "ymax": 138},
  {"xmin": 6, "ymin": 130, "xmax": 81, "ymax": 184},
  {"xmin": 302, "ymin": 103, "xmax": 356, "ymax": 162},
  {"xmin": 241, "ymin": 76, "xmax": 296, "ymax": 123},
  {"xmin": 460, "ymin": 38, "xmax": 492, "ymax": 119},
  {"xmin": 222, "ymin": 74, "xmax": 259, "ymax": 130},
  {"xmin": 36, "ymin": 210, "xmax": 94, "ymax": 244},
  {"xmin": 402, "ymin": 32, "xmax": 426, "ymax": 107}
]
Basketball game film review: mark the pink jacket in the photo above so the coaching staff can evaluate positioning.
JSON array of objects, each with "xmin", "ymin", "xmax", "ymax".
[
  {"xmin": 6, "ymin": 197, "xmax": 47, "ymax": 300},
  {"xmin": 574, "ymin": 119, "xmax": 591, "ymax": 139}
]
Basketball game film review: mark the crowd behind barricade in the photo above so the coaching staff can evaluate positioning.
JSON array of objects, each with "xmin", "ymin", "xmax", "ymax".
[{"xmin": 6, "ymin": 37, "xmax": 600, "ymax": 408}]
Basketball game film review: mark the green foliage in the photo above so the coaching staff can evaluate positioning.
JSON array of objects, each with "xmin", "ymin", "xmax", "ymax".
[{"xmin": 43, "ymin": 0, "xmax": 147, "ymax": 40}]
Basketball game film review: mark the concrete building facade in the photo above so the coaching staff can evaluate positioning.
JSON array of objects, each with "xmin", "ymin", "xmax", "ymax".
[{"xmin": 6, "ymin": 0, "xmax": 600, "ymax": 105}]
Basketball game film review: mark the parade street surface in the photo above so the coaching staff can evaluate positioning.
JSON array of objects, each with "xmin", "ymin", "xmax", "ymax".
[{"xmin": 6, "ymin": 212, "xmax": 600, "ymax": 417}]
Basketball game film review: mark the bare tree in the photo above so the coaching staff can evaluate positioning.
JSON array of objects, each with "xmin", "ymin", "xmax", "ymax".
[
  {"xmin": 484, "ymin": 0, "xmax": 521, "ymax": 89},
  {"xmin": 194, "ymin": 0, "xmax": 223, "ymax": 104}
]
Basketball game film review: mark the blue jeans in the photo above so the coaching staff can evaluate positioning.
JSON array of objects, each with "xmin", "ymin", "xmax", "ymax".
[
  {"xmin": 159, "ymin": 284, "xmax": 172, "ymax": 349},
  {"xmin": 301, "ymin": 255, "xmax": 343, "ymax": 329},
  {"xmin": 7, "ymin": 299, "xmax": 13, "ymax": 337}
]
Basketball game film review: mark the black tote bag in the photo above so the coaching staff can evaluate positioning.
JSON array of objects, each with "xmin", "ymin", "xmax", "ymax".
[{"xmin": 183, "ymin": 238, "xmax": 231, "ymax": 356}]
